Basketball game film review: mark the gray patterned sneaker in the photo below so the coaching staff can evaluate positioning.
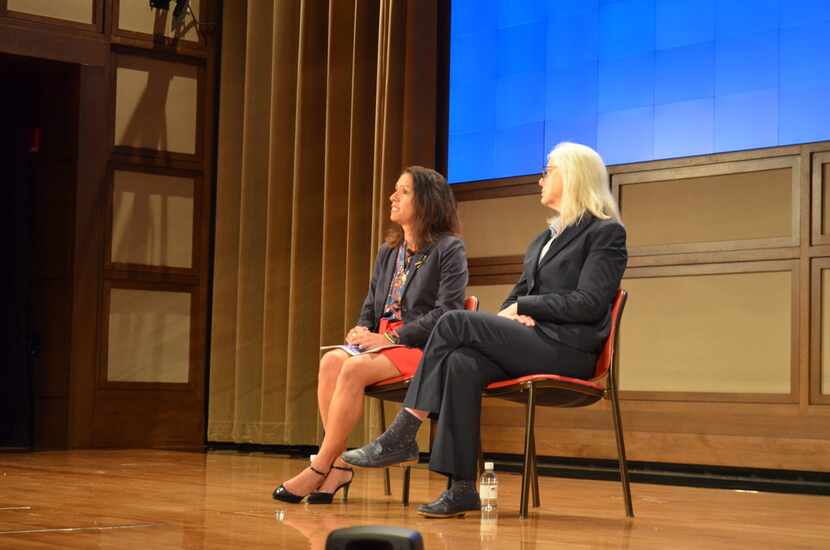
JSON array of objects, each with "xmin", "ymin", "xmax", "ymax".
[{"xmin": 341, "ymin": 439, "xmax": 419, "ymax": 468}]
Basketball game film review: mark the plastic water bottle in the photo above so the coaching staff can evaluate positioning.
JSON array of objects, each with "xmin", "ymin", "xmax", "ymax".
[{"xmin": 479, "ymin": 461, "xmax": 498, "ymax": 515}]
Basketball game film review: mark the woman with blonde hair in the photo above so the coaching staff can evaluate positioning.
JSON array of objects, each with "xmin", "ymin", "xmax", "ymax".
[
  {"xmin": 343, "ymin": 142, "xmax": 627, "ymax": 518},
  {"xmin": 273, "ymin": 166, "xmax": 467, "ymax": 504}
]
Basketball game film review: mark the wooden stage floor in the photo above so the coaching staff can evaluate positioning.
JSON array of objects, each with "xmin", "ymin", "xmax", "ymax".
[{"xmin": 1, "ymin": 449, "xmax": 829, "ymax": 549}]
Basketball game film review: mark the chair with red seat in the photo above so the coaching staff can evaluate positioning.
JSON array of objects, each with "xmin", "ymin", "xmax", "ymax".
[
  {"xmin": 364, "ymin": 295, "xmax": 480, "ymax": 504},
  {"xmin": 483, "ymin": 288, "xmax": 632, "ymax": 518}
]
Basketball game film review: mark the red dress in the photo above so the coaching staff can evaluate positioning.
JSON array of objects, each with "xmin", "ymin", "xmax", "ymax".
[{"xmin": 377, "ymin": 318, "xmax": 422, "ymax": 377}]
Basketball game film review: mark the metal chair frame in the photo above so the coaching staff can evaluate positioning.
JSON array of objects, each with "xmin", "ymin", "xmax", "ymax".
[{"xmin": 482, "ymin": 289, "xmax": 633, "ymax": 519}]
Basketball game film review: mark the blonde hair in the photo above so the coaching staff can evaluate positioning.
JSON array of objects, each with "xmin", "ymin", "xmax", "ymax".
[{"xmin": 547, "ymin": 142, "xmax": 621, "ymax": 228}]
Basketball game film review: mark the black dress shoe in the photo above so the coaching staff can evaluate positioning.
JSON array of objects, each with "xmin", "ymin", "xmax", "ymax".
[
  {"xmin": 272, "ymin": 465, "xmax": 328, "ymax": 503},
  {"xmin": 307, "ymin": 465, "xmax": 354, "ymax": 504},
  {"xmin": 341, "ymin": 440, "xmax": 419, "ymax": 469},
  {"xmin": 417, "ymin": 486, "xmax": 481, "ymax": 518}
]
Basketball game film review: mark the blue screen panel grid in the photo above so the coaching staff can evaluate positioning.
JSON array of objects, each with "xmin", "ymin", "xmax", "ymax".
[{"xmin": 447, "ymin": 0, "xmax": 830, "ymax": 184}]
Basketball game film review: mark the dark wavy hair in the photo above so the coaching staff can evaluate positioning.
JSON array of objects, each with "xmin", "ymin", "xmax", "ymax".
[{"xmin": 385, "ymin": 166, "xmax": 460, "ymax": 249}]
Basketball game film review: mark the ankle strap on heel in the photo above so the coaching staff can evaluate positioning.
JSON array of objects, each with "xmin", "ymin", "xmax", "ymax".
[
  {"xmin": 309, "ymin": 465, "xmax": 328, "ymax": 477},
  {"xmin": 332, "ymin": 465, "xmax": 353, "ymax": 472}
]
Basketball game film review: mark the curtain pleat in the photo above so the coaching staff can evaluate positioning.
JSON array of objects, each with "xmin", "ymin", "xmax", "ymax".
[
  {"xmin": 207, "ymin": 0, "xmax": 246, "ymax": 441},
  {"xmin": 345, "ymin": 1, "xmax": 378, "ymax": 331},
  {"xmin": 284, "ymin": 0, "xmax": 330, "ymax": 443},
  {"xmin": 319, "ymin": 0, "xmax": 357, "ymax": 393},
  {"xmin": 259, "ymin": 1, "xmax": 301, "ymax": 442},
  {"xmin": 209, "ymin": 0, "xmax": 438, "ymax": 446},
  {"xmin": 233, "ymin": 0, "xmax": 275, "ymax": 442}
]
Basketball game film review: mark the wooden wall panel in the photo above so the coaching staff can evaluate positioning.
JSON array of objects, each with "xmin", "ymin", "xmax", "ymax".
[
  {"xmin": 823, "ymin": 269, "xmax": 830, "ymax": 395},
  {"xmin": 91, "ymin": 389, "xmax": 204, "ymax": 448},
  {"xmin": 111, "ymin": 170, "xmax": 195, "ymax": 268},
  {"xmin": 481, "ymin": 419, "xmax": 830, "ymax": 471},
  {"xmin": 621, "ymin": 168, "xmax": 792, "ymax": 247},
  {"xmin": 0, "ymin": 12, "xmax": 107, "ymax": 66},
  {"xmin": 67, "ymin": 64, "xmax": 110, "ymax": 449},
  {"xmin": 95, "ymin": 278, "xmax": 205, "ymax": 448},
  {"xmin": 481, "ymin": 396, "xmax": 830, "ymax": 471},
  {"xmin": 614, "ymin": 156, "xmax": 799, "ymax": 256},
  {"xmin": 824, "ymin": 164, "xmax": 830, "ymax": 239},
  {"xmin": 114, "ymin": 55, "xmax": 199, "ymax": 155},
  {"xmin": 7, "ymin": 0, "xmax": 93, "ymax": 24},
  {"xmin": 620, "ymin": 268, "xmax": 794, "ymax": 397},
  {"xmin": 106, "ymin": 288, "xmax": 191, "ymax": 384},
  {"xmin": 815, "ymin": 259, "xmax": 830, "ymax": 404},
  {"xmin": 458, "ymin": 194, "xmax": 549, "ymax": 257},
  {"xmin": 813, "ymin": 153, "xmax": 830, "ymax": 245}
]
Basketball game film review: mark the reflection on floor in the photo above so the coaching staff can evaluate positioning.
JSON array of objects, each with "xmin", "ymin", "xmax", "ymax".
[{"xmin": 1, "ymin": 449, "xmax": 829, "ymax": 549}]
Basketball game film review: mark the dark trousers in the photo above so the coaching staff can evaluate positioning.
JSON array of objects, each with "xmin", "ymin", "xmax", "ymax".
[{"xmin": 402, "ymin": 310, "xmax": 596, "ymax": 481}]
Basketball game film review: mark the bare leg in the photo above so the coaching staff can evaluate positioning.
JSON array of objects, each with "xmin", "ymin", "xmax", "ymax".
[
  {"xmin": 404, "ymin": 407, "xmax": 428, "ymax": 420},
  {"xmin": 283, "ymin": 353, "xmax": 400, "ymax": 496},
  {"xmin": 315, "ymin": 351, "xmax": 351, "ymax": 483},
  {"xmin": 318, "ymin": 350, "xmax": 349, "ymax": 428}
]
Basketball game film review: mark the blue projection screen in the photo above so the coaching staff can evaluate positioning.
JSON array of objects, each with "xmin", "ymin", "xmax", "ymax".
[{"xmin": 447, "ymin": 0, "xmax": 830, "ymax": 184}]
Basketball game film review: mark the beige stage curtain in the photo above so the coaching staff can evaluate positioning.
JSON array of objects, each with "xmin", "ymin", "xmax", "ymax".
[{"xmin": 208, "ymin": 0, "xmax": 438, "ymax": 445}]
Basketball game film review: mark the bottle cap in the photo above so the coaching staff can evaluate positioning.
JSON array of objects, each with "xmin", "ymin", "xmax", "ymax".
[{"xmin": 484, "ymin": 461, "xmax": 494, "ymax": 470}]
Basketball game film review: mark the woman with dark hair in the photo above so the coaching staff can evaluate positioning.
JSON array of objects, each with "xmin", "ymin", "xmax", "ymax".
[
  {"xmin": 343, "ymin": 143, "xmax": 628, "ymax": 517},
  {"xmin": 273, "ymin": 166, "xmax": 468, "ymax": 504}
]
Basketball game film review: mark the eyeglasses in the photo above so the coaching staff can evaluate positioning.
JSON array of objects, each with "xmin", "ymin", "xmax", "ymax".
[{"xmin": 540, "ymin": 165, "xmax": 556, "ymax": 179}]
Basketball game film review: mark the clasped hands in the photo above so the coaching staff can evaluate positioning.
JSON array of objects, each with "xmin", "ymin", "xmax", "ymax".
[
  {"xmin": 497, "ymin": 303, "xmax": 536, "ymax": 327},
  {"xmin": 346, "ymin": 303, "xmax": 534, "ymax": 348},
  {"xmin": 345, "ymin": 326, "xmax": 389, "ymax": 349}
]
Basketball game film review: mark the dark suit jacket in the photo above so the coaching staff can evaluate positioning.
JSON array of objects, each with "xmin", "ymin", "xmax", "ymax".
[
  {"xmin": 357, "ymin": 234, "xmax": 468, "ymax": 348},
  {"xmin": 501, "ymin": 214, "xmax": 627, "ymax": 354}
]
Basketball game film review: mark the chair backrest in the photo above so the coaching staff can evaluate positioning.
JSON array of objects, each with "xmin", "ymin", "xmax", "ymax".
[
  {"xmin": 590, "ymin": 289, "xmax": 628, "ymax": 381},
  {"xmin": 464, "ymin": 295, "xmax": 480, "ymax": 312}
]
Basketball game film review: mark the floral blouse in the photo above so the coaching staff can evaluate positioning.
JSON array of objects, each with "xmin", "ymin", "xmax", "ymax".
[{"xmin": 381, "ymin": 245, "xmax": 415, "ymax": 321}]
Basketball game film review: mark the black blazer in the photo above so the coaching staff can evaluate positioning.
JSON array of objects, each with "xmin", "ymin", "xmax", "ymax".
[
  {"xmin": 501, "ymin": 214, "xmax": 628, "ymax": 354},
  {"xmin": 357, "ymin": 234, "xmax": 468, "ymax": 348}
]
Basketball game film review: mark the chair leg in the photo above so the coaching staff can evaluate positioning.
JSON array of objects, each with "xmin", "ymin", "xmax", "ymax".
[
  {"xmin": 530, "ymin": 430, "xmax": 540, "ymax": 508},
  {"xmin": 402, "ymin": 465, "xmax": 411, "ymax": 506},
  {"xmin": 477, "ymin": 438, "xmax": 484, "ymax": 480},
  {"xmin": 378, "ymin": 399, "xmax": 391, "ymax": 497},
  {"xmin": 609, "ymin": 383, "xmax": 634, "ymax": 517},
  {"xmin": 520, "ymin": 383, "xmax": 537, "ymax": 519}
]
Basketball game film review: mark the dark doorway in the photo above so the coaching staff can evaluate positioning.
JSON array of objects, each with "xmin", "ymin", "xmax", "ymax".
[{"xmin": 1, "ymin": 54, "xmax": 80, "ymax": 449}]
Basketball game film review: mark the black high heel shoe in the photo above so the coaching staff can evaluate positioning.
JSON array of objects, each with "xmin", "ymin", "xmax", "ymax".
[
  {"xmin": 307, "ymin": 465, "xmax": 354, "ymax": 504},
  {"xmin": 272, "ymin": 465, "xmax": 328, "ymax": 503}
]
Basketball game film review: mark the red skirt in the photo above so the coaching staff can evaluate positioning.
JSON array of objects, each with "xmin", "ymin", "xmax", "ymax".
[{"xmin": 377, "ymin": 318, "xmax": 422, "ymax": 377}]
